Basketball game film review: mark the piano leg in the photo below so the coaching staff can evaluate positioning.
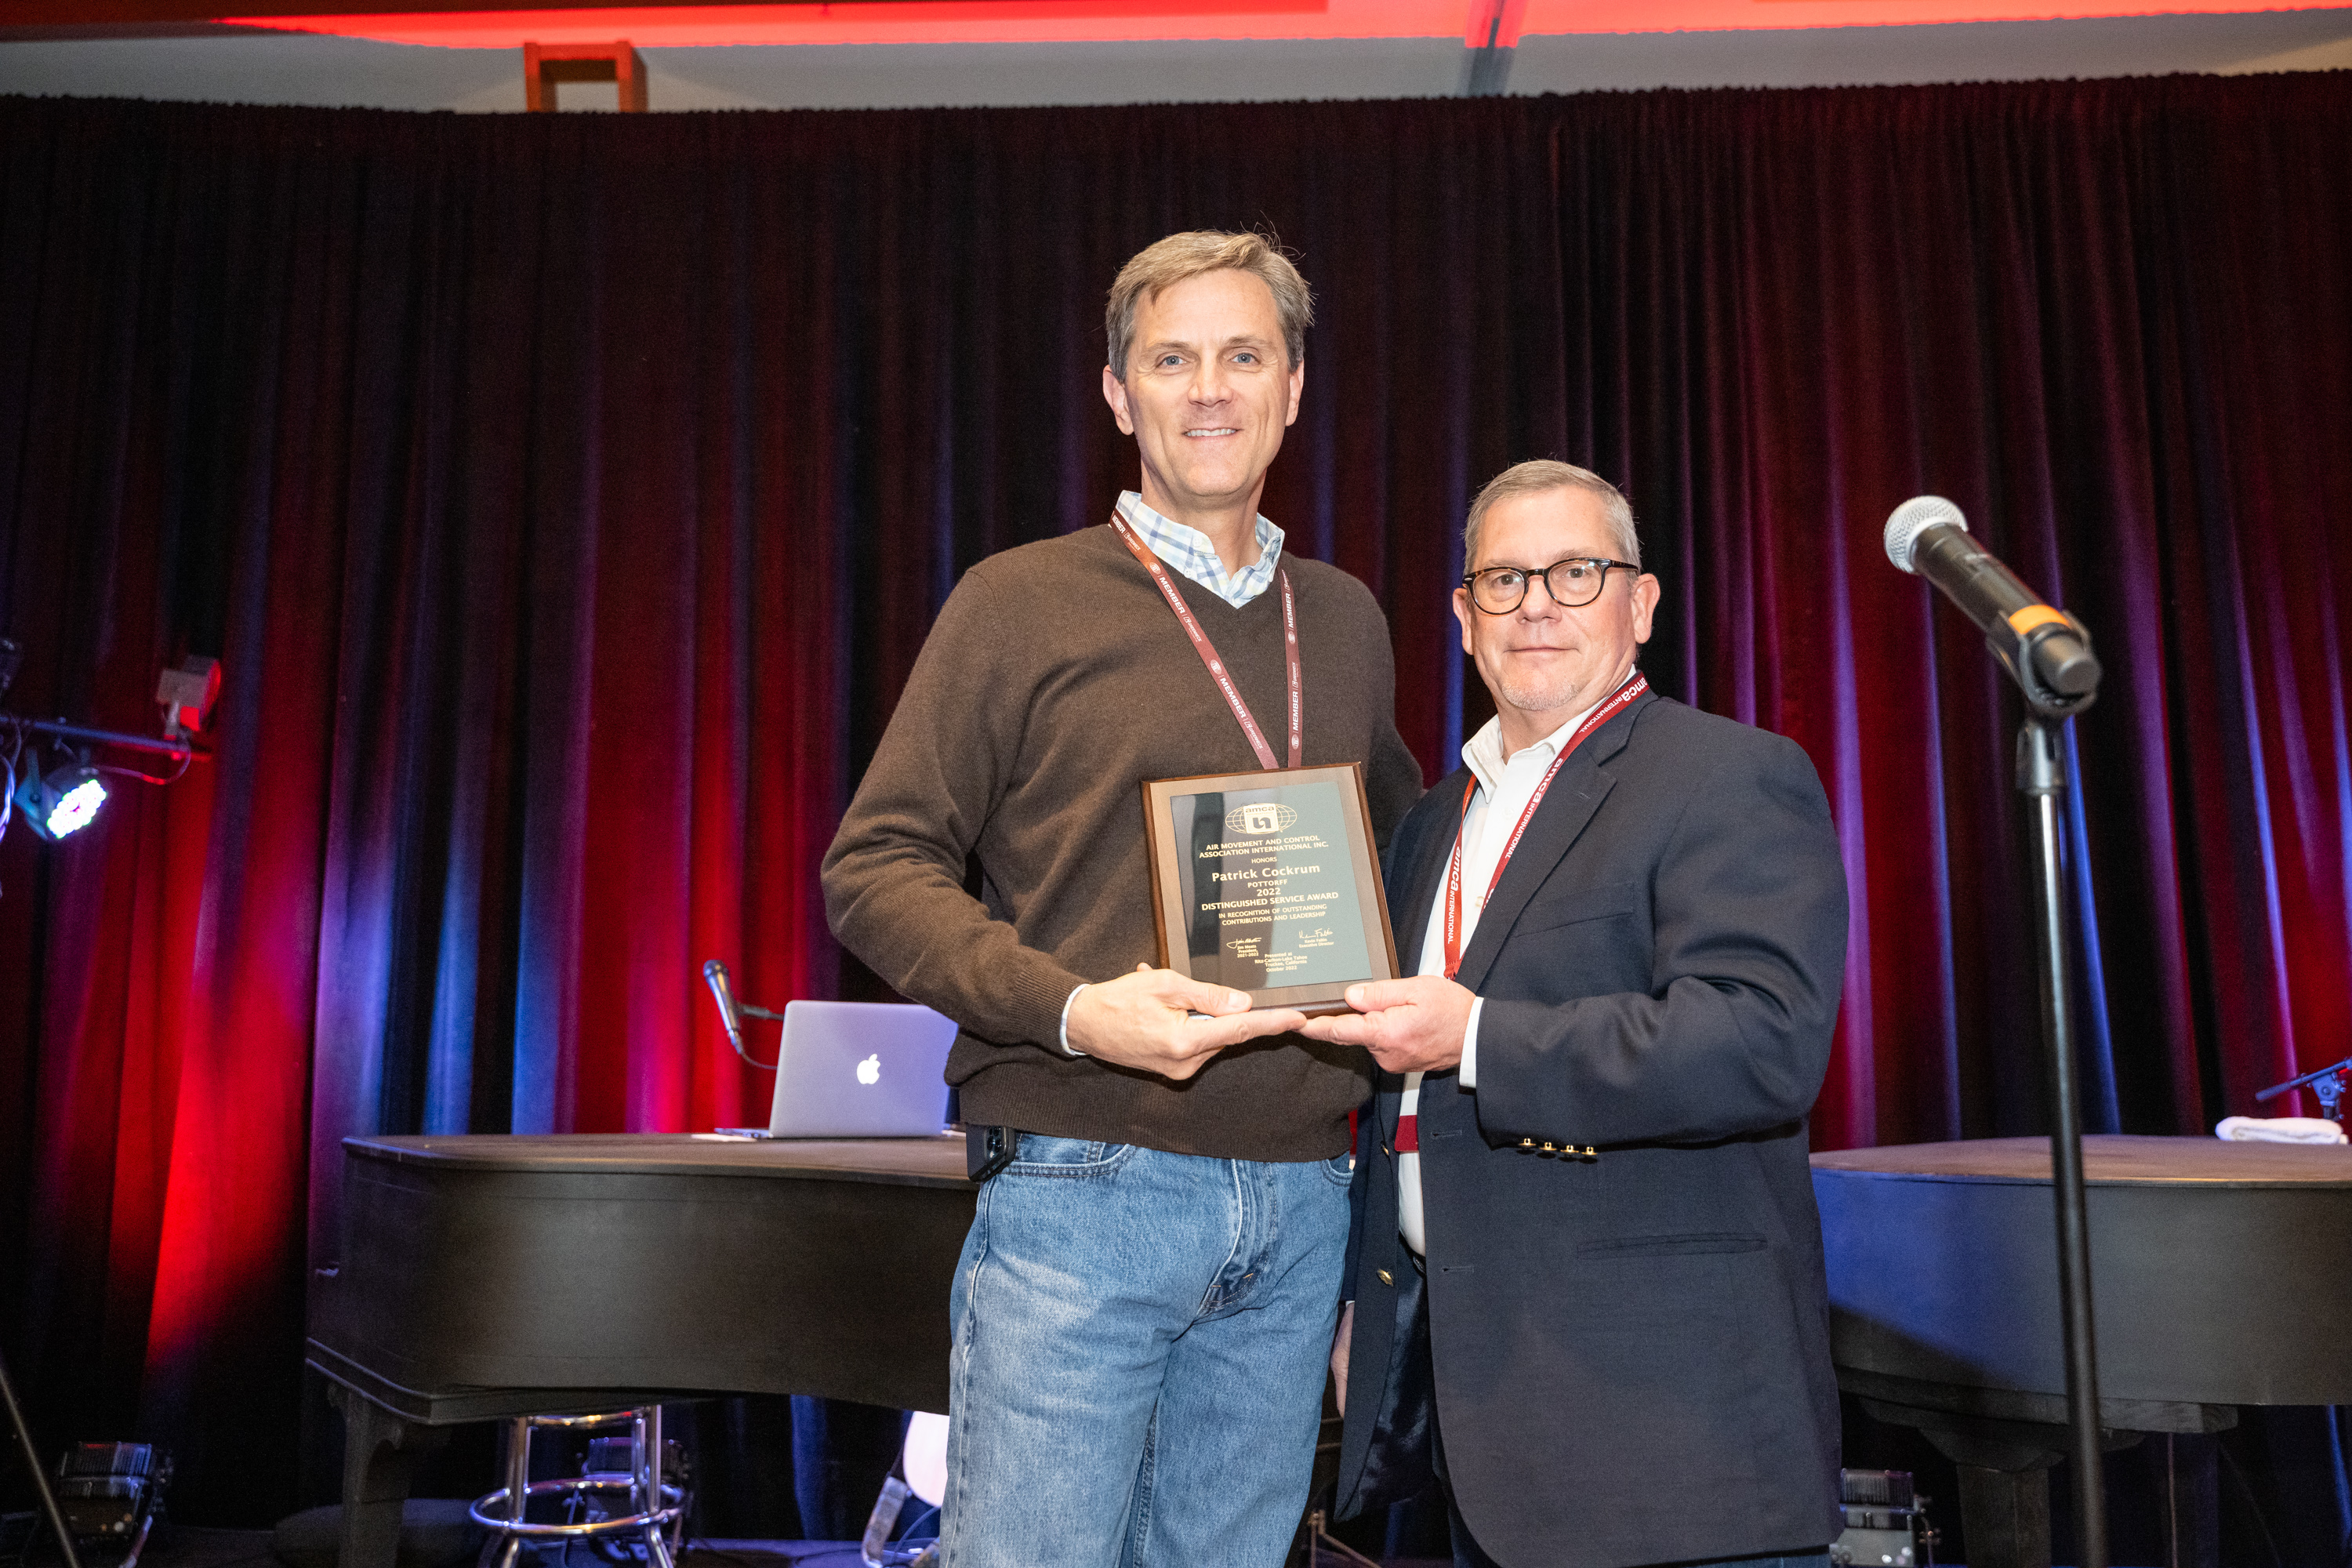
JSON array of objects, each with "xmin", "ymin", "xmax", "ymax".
[
  {"xmin": 325, "ymin": 1383, "xmax": 450, "ymax": 1568},
  {"xmin": 1932, "ymin": 1428, "xmax": 2222, "ymax": 1568},
  {"xmin": 1859, "ymin": 1396, "xmax": 2129, "ymax": 1568},
  {"xmin": 1943, "ymin": 1443, "xmax": 2059, "ymax": 1568}
]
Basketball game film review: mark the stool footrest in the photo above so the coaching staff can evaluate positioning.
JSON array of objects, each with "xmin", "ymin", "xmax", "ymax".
[
  {"xmin": 470, "ymin": 1480, "xmax": 683, "ymax": 1538},
  {"xmin": 472, "ymin": 1406, "xmax": 682, "ymax": 1554}
]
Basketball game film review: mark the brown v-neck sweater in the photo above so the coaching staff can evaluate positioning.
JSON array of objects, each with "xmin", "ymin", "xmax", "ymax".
[{"xmin": 822, "ymin": 523, "xmax": 1426, "ymax": 1161}]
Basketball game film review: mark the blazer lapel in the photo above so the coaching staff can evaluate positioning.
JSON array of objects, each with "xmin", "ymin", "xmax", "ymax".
[{"xmin": 1448, "ymin": 691, "xmax": 1651, "ymax": 995}]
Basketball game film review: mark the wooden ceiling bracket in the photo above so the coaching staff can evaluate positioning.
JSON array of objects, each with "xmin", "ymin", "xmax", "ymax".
[{"xmin": 523, "ymin": 40, "xmax": 647, "ymax": 111}]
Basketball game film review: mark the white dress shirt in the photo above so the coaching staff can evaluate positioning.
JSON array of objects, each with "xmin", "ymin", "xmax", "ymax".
[
  {"xmin": 1396, "ymin": 698, "xmax": 1602, "ymax": 1255},
  {"xmin": 1059, "ymin": 492, "xmax": 1286, "ymax": 1051}
]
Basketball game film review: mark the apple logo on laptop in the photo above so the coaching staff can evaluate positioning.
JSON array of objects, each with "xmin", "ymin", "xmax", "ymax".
[{"xmin": 857, "ymin": 1053, "xmax": 881, "ymax": 1086}]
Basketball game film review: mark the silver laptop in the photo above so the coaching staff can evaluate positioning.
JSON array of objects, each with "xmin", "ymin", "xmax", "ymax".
[{"xmin": 765, "ymin": 1000, "xmax": 957, "ymax": 1138}]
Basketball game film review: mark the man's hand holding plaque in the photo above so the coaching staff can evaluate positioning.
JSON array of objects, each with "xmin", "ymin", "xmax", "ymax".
[
  {"xmin": 1295, "ymin": 974, "xmax": 1475, "ymax": 1073},
  {"xmin": 1067, "ymin": 964, "xmax": 1311, "ymax": 1080}
]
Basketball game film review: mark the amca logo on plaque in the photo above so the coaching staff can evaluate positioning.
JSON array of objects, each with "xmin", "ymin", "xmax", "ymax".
[{"xmin": 1225, "ymin": 802, "xmax": 1298, "ymax": 836}]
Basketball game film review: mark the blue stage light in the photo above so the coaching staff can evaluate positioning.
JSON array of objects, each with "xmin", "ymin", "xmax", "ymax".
[{"xmin": 14, "ymin": 761, "xmax": 107, "ymax": 841}]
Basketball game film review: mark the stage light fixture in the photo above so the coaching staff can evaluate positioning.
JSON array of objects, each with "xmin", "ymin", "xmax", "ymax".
[
  {"xmin": 14, "ymin": 760, "xmax": 108, "ymax": 841},
  {"xmin": 0, "ymin": 654, "xmax": 219, "ymax": 871}
]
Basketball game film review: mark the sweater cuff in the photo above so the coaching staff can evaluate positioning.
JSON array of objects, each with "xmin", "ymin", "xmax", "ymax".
[{"xmin": 1000, "ymin": 956, "xmax": 1094, "ymax": 1052}]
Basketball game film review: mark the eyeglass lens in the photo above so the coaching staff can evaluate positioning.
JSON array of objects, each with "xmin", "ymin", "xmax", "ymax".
[{"xmin": 1470, "ymin": 560, "xmax": 1613, "ymax": 612}]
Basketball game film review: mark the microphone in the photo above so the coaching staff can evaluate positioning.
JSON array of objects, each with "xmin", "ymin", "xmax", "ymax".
[
  {"xmin": 702, "ymin": 960, "xmax": 747, "ymax": 1060},
  {"xmin": 1885, "ymin": 497, "xmax": 2100, "ymax": 713}
]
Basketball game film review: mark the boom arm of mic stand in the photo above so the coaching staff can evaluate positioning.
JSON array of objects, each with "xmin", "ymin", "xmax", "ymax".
[
  {"xmin": 2255, "ymin": 1056, "xmax": 2352, "ymax": 1121},
  {"xmin": 1, "ymin": 1346, "xmax": 87, "ymax": 1568}
]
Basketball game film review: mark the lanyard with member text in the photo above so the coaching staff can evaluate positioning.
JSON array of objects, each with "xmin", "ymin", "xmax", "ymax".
[
  {"xmin": 1110, "ymin": 512, "xmax": 1302, "ymax": 771},
  {"xmin": 1441, "ymin": 672, "xmax": 1648, "ymax": 980}
]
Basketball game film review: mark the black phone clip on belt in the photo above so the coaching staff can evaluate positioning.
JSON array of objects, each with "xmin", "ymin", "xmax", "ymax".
[{"xmin": 966, "ymin": 1125, "xmax": 1018, "ymax": 1182}]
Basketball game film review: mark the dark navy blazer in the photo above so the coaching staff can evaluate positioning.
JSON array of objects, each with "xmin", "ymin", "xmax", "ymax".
[{"xmin": 1334, "ymin": 690, "xmax": 1849, "ymax": 1568}]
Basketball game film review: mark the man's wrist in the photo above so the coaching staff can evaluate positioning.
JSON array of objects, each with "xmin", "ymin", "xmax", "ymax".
[
  {"xmin": 1457, "ymin": 996, "xmax": 1486, "ymax": 1087},
  {"xmin": 1058, "ymin": 983, "xmax": 1089, "ymax": 1056}
]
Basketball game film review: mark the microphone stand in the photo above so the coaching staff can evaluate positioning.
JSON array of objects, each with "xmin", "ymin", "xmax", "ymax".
[
  {"xmin": 2017, "ymin": 717, "xmax": 2106, "ymax": 1568},
  {"xmin": 1886, "ymin": 499, "xmax": 2108, "ymax": 1565},
  {"xmin": 1999, "ymin": 620, "xmax": 2108, "ymax": 1568}
]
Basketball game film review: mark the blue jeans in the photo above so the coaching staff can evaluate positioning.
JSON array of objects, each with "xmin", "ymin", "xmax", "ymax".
[{"xmin": 942, "ymin": 1135, "xmax": 1354, "ymax": 1568}]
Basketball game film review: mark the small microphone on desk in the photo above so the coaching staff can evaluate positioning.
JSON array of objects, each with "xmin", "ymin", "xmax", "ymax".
[
  {"xmin": 1885, "ymin": 496, "xmax": 2101, "ymax": 713},
  {"xmin": 703, "ymin": 959, "xmax": 747, "ymax": 1060}
]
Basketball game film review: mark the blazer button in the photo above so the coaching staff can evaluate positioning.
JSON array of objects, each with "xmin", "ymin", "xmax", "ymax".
[
  {"xmin": 1519, "ymin": 1138, "xmax": 1534, "ymax": 1149},
  {"xmin": 1377, "ymin": 1269, "xmax": 1394, "ymax": 1286}
]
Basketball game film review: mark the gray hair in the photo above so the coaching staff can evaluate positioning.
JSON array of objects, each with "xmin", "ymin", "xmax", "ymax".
[
  {"xmin": 1462, "ymin": 460, "xmax": 1640, "ymax": 568},
  {"xmin": 1106, "ymin": 230, "xmax": 1313, "ymax": 379}
]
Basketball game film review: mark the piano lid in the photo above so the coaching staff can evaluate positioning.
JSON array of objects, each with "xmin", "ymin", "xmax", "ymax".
[
  {"xmin": 1812, "ymin": 1134, "xmax": 2352, "ymax": 1189},
  {"xmin": 342, "ymin": 1132, "xmax": 972, "ymax": 1186}
]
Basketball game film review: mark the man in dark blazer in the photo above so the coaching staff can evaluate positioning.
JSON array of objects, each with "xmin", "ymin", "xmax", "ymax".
[{"xmin": 1302, "ymin": 461, "xmax": 1848, "ymax": 1568}]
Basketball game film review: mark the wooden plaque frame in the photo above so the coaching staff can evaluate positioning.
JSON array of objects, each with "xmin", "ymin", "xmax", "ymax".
[{"xmin": 1140, "ymin": 762, "xmax": 1400, "ymax": 1017}]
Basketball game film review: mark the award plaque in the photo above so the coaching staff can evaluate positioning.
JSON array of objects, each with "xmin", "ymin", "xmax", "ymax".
[{"xmin": 1141, "ymin": 763, "xmax": 1400, "ymax": 1015}]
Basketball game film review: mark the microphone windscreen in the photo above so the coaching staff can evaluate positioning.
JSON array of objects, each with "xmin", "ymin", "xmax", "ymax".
[
  {"xmin": 703, "ymin": 960, "xmax": 739, "ymax": 1028},
  {"xmin": 1884, "ymin": 495, "xmax": 1967, "ymax": 574}
]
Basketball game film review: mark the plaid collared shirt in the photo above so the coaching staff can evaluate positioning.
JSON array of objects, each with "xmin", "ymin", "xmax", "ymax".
[{"xmin": 1115, "ymin": 491, "xmax": 1285, "ymax": 608}]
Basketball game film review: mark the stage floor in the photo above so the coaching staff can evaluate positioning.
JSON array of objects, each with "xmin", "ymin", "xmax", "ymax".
[
  {"xmin": 27, "ymin": 1527, "xmax": 1454, "ymax": 1568},
  {"xmin": 16, "ymin": 1521, "xmax": 2151, "ymax": 1568}
]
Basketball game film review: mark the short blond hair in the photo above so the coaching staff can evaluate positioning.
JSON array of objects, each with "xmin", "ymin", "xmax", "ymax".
[
  {"xmin": 1105, "ymin": 231, "xmax": 1313, "ymax": 379},
  {"xmin": 1463, "ymin": 460, "xmax": 1641, "ymax": 568}
]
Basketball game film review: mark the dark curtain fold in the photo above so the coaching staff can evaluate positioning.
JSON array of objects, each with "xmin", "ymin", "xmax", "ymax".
[{"xmin": 1, "ymin": 77, "xmax": 2347, "ymax": 1559}]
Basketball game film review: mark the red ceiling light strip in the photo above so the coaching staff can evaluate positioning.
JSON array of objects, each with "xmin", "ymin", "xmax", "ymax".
[{"xmin": 213, "ymin": 0, "xmax": 2332, "ymax": 49}]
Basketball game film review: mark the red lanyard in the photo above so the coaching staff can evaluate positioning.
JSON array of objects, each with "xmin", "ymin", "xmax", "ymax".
[
  {"xmin": 1111, "ymin": 512, "xmax": 1302, "ymax": 771},
  {"xmin": 1441, "ymin": 673, "xmax": 1648, "ymax": 978}
]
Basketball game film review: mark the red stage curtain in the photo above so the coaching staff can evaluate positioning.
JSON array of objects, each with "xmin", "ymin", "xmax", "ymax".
[{"xmin": 1, "ymin": 78, "xmax": 2347, "ymax": 1556}]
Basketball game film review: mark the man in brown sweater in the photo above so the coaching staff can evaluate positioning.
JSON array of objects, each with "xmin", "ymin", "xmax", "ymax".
[{"xmin": 822, "ymin": 230, "xmax": 1422, "ymax": 1566}]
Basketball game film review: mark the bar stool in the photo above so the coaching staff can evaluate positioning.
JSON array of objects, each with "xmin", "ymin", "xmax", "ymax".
[{"xmin": 470, "ymin": 1409, "xmax": 681, "ymax": 1568}]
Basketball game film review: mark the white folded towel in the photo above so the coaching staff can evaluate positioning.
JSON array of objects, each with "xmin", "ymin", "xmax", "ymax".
[{"xmin": 2215, "ymin": 1116, "xmax": 2347, "ymax": 1145}]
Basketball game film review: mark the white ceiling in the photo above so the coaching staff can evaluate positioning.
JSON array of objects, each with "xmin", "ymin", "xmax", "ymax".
[{"xmin": 0, "ymin": 5, "xmax": 2347, "ymax": 111}]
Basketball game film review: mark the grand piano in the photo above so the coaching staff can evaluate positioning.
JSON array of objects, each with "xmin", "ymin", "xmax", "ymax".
[
  {"xmin": 307, "ymin": 1134, "xmax": 977, "ymax": 1568},
  {"xmin": 1812, "ymin": 1135, "xmax": 2352, "ymax": 1567},
  {"xmin": 312, "ymin": 1132, "xmax": 2351, "ymax": 1568}
]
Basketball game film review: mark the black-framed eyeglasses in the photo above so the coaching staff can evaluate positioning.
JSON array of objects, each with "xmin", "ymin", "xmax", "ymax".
[{"xmin": 1461, "ymin": 557, "xmax": 1639, "ymax": 614}]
